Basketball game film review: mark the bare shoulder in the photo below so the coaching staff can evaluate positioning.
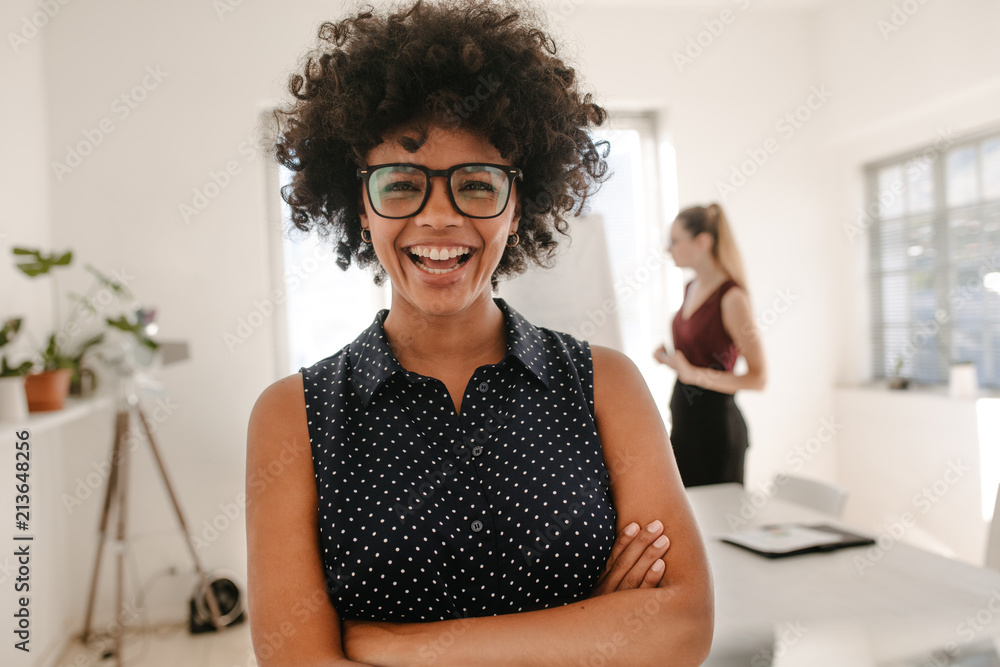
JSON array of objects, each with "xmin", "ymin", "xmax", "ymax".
[
  {"xmin": 720, "ymin": 284, "xmax": 752, "ymax": 312},
  {"xmin": 589, "ymin": 344, "xmax": 665, "ymax": 466},
  {"xmin": 246, "ymin": 372, "xmax": 313, "ymax": 503},
  {"xmin": 250, "ymin": 372, "xmax": 305, "ymax": 421},
  {"xmin": 248, "ymin": 374, "xmax": 308, "ymax": 447},
  {"xmin": 590, "ymin": 344, "xmax": 645, "ymax": 405}
]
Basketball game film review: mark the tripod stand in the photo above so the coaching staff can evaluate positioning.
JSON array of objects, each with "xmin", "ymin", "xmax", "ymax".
[{"xmin": 80, "ymin": 369, "xmax": 224, "ymax": 666}]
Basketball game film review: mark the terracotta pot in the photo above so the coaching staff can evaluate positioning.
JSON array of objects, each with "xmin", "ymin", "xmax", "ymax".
[{"xmin": 25, "ymin": 368, "xmax": 72, "ymax": 412}]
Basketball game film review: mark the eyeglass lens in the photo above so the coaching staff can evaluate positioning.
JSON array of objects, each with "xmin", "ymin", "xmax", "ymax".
[{"xmin": 367, "ymin": 165, "xmax": 512, "ymax": 218}]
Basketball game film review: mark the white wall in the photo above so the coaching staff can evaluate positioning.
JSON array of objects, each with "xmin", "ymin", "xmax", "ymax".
[
  {"xmin": 558, "ymin": 5, "xmax": 843, "ymax": 487},
  {"xmin": 0, "ymin": 2, "xmax": 58, "ymax": 665},
  {"xmin": 1, "ymin": 0, "xmax": 54, "ymax": 349},
  {"xmin": 817, "ymin": 0, "xmax": 1000, "ymax": 564},
  {"xmin": 5, "ymin": 0, "xmax": 998, "ymax": 657}
]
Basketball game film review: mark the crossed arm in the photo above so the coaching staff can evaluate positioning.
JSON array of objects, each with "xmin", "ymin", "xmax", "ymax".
[{"xmin": 246, "ymin": 347, "xmax": 713, "ymax": 666}]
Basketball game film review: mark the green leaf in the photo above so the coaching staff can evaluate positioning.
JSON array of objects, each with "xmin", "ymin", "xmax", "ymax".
[
  {"xmin": 0, "ymin": 357, "xmax": 34, "ymax": 377},
  {"xmin": 0, "ymin": 318, "xmax": 23, "ymax": 347},
  {"xmin": 105, "ymin": 316, "xmax": 158, "ymax": 350},
  {"xmin": 87, "ymin": 264, "xmax": 132, "ymax": 298},
  {"xmin": 13, "ymin": 247, "xmax": 73, "ymax": 277},
  {"xmin": 16, "ymin": 263, "xmax": 48, "ymax": 277}
]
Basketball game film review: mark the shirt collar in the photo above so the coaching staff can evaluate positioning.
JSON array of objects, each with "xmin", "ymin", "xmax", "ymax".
[{"xmin": 347, "ymin": 297, "xmax": 552, "ymax": 407}]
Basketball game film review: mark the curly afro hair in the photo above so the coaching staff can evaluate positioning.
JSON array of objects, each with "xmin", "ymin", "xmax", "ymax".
[{"xmin": 272, "ymin": 0, "xmax": 610, "ymax": 288}]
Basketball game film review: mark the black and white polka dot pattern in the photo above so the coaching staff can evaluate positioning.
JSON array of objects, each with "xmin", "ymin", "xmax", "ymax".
[{"xmin": 300, "ymin": 297, "xmax": 617, "ymax": 622}]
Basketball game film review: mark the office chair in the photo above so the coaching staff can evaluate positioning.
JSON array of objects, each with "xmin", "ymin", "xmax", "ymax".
[
  {"xmin": 987, "ymin": 484, "xmax": 1000, "ymax": 572},
  {"xmin": 773, "ymin": 474, "xmax": 848, "ymax": 518}
]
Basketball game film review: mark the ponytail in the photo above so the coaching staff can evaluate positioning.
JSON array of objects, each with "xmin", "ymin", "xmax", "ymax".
[{"xmin": 675, "ymin": 202, "xmax": 748, "ymax": 289}]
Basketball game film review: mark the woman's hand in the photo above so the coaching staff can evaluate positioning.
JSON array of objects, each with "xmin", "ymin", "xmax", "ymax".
[
  {"xmin": 653, "ymin": 344, "xmax": 670, "ymax": 365},
  {"xmin": 661, "ymin": 349, "xmax": 696, "ymax": 384},
  {"xmin": 590, "ymin": 521, "xmax": 671, "ymax": 596}
]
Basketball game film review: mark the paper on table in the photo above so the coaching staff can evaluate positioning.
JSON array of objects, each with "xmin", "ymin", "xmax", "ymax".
[{"xmin": 723, "ymin": 524, "xmax": 848, "ymax": 554}]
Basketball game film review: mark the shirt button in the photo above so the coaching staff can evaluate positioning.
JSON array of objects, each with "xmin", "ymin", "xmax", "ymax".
[
  {"xmin": 472, "ymin": 445, "xmax": 484, "ymax": 457},
  {"xmin": 471, "ymin": 520, "xmax": 484, "ymax": 533},
  {"xmin": 478, "ymin": 382, "xmax": 489, "ymax": 393}
]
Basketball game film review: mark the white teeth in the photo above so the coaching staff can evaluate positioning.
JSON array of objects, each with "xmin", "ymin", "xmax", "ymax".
[
  {"xmin": 415, "ymin": 262, "xmax": 462, "ymax": 275},
  {"xmin": 407, "ymin": 246, "xmax": 471, "ymax": 259}
]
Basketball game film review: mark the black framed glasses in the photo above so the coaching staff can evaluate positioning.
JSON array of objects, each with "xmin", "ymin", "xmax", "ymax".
[{"xmin": 357, "ymin": 163, "xmax": 523, "ymax": 219}]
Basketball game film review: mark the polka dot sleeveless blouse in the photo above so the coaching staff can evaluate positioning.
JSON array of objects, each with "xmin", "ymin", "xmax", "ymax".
[{"xmin": 300, "ymin": 297, "xmax": 617, "ymax": 622}]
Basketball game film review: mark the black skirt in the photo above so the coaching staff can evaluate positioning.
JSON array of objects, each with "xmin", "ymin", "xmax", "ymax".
[{"xmin": 668, "ymin": 379, "xmax": 749, "ymax": 488}]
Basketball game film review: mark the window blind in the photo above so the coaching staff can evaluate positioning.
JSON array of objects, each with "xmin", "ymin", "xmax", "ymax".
[{"xmin": 867, "ymin": 128, "xmax": 1000, "ymax": 388}]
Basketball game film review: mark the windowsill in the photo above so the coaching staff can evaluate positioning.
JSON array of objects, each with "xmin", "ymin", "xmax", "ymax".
[{"xmin": 835, "ymin": 381, "xmax": 1000, "ymax": 400}]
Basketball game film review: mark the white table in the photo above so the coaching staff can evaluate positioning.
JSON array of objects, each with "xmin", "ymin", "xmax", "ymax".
[{"xmin": 687, "ymin": 484, "xmax": 1000, "ymax": 666}]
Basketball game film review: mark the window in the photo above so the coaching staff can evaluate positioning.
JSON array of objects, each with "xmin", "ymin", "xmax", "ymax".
[
  {"xmin": 497, "ymin": 112, "xmax": 677, "ymax": 412},
  {"xmin": 275, "ymin": 165, "xmax": 391, "ymax": 375},
  {"xmin": 866, "ymin": 126, "xmax": 1000, "ymax": 388}
]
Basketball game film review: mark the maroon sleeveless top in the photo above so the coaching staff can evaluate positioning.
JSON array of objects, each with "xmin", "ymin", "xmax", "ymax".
[{"xmin": 672, "ymin": 279, "xmax": 740, "ymax": 372}]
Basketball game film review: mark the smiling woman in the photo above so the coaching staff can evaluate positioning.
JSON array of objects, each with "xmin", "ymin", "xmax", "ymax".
[{"xmin": 246, "ymin": 1, "xmax": 713, "ymax": 665}]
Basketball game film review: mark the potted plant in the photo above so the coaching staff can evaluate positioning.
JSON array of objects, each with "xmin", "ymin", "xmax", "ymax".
[
  {"xmin": 0, "ymin": 318, "xmax": 33, "ymax": 422},
  {"xmin": 889, "ymin": 353, "xmax": 910, "ymax": 390},
  {"xmin": 12, "ymin": 247, "xmax": 154, "ymax": 411}
]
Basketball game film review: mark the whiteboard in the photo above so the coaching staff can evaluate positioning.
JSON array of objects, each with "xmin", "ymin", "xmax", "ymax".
[{"xmin": 498, "ymin": 213, "xmax": 623, "ymax": 350}]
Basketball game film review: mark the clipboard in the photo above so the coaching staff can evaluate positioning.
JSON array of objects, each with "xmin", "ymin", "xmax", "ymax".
[{"xmin": 720, "ymin": 523, "xmax": 875, "ymax": 558}]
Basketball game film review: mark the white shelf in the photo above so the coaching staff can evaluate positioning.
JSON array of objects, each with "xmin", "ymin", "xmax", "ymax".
[{"xmin": 0, "ymin": 394, "xmax": 114, "ymax": 434}]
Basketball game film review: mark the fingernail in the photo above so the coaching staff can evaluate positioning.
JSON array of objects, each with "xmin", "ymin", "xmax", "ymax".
[
  {"xmin": 646, "ymin": 520, "xmax": 662, "ymax": 533},
  {"xmin": 652, "ymin": 559, "xmax": 664, "ymax": 572},
  {"xmin": 624, "ymin": 523, "xmax": 639, "ymax": 536},
  {"xmin": 654, "ymin": 535, "xmax": 668, "ymax": 548}
]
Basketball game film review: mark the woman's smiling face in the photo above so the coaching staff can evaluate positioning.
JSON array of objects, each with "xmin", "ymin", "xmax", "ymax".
[{"xmin": 359, "ymin": 125, "xmax": 520, "ymax": 318}]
